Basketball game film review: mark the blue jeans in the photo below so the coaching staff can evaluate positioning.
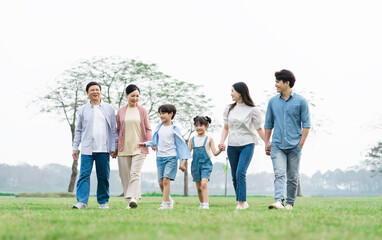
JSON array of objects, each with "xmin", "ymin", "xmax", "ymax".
[
  {"xmin": 271, "ymin": 145, "xmax": 301, "ymax": 205},
  {"xmin": 76, "ymin": 153, "xmax": 110, "ymax": 204},
  {"xmin": 227, "ymin": 144, "xmax": 255, "ymax": 202}
]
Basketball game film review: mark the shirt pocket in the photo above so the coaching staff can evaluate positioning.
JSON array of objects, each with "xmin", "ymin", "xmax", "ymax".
[{"xmin": 287, "ymin": 105, "xmax": 300, "ymax": 118}]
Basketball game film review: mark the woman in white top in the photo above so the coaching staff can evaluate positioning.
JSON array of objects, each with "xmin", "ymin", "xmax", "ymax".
[{"xmin": 219, "ymin": 82, "xmax": 266, "ymax": 210}]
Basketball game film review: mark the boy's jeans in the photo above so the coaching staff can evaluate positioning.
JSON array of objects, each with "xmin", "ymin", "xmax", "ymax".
[
  {"xmin": 227, "ymin": 144, "xmax": 255, "ymax": 202},
  {"xmin": 270, "ymin": 145, "xmax": 301, "ymax": 205},
  {"xmin": 76, "ymin": 153, "xmax": 110, "ymax": 204}
]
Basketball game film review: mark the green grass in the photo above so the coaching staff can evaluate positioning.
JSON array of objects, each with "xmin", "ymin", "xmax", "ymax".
[{"xmin": 0, "ymin": 196, "xmax": 381, "ymax": 240}]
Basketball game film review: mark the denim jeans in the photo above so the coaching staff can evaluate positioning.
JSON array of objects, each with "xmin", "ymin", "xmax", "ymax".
[
  {"xmin": 271, "ymin": 145, "xmax": 301, "ymax": 205},
  {"xmin": 227, "ymin": 144, "xmax": 255, "ymax": 202},
  {"xmin": 76, "ymin": 153, "xmax": 110, "ymax": 204}
]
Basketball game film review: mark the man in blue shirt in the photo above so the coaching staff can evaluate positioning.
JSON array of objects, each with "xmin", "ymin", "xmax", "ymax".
[
  {"xmin": 72, "ymin": 82, "xmax": 118, "ymax": 210},
  {"xmin": 264, "ymin": 69, "xmax": 311, "ymax": 210}
]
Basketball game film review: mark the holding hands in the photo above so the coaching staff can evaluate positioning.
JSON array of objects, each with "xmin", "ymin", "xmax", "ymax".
[
  {"xmin": 218, "ymin": 143, "xmax": 226, "ymax": 152},
  {"xmin": 265, "ymin": 142, "xmax": 271, "ymax": 156},
  {"xmin": 179, "ymin": 159, "xmax": 187, "ymax": 172}
]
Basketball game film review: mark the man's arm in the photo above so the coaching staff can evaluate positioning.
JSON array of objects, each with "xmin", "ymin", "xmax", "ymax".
[
  {"xmin": 265, "ymin": 128, "xmax": 272, "ymax": 156},
  {"xmin": 299, "ymin": 128, "xmax": 310, "ymax": 148}
]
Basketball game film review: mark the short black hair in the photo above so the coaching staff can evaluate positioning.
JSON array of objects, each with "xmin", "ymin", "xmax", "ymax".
[
  {"xmin": 275, "ymin": 69, "xmax": 296, "ymax": 88},
  {"xmin": 86, "ymin": 82, "xmax": 101, "ymax": 92},
  {"xmin": 193, "ymin": 116, "xmax": 211, "ymax": 126},
  {"xmin": 125, "ymin": 84, "xmax": 140, "ymax": 95},
  {"xmin": 158, "ymin": 104, "xmax": 177, "ymax": 119}
]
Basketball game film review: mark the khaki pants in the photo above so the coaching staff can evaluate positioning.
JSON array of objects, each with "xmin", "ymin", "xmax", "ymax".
[{"xmin": 117, "ymin": 154, "xmax": 146, "ymax": 200}]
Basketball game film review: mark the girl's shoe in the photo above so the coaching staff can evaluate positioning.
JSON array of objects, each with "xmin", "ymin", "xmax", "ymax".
[{"xmin": 158, "ymin": 204, "xmax": 171, "ymax": 210}]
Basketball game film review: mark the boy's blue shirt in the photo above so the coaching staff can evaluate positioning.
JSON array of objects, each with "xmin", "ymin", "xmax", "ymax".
[{"xmin": 144, "ymin": 122, "xmax": 192, "ymax": 163}]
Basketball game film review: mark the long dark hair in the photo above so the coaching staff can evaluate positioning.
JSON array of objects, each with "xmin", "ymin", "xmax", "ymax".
[{"xmin": 228, "ymin": 82, "xmax": 255, "ymax": 114}]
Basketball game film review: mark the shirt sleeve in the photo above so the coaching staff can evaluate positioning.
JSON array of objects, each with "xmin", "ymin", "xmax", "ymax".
[
  {"xmin": 223, "ymin": 105, "xmax": 230, "ymax": 125},
  {"xmin": 301, "ymin": 98, "xmax": 311, "ymax": 128},
  {"xmin": 252, "ymin": 107, "xmax": 263, "ymax": 130},
  {"xmin": 264, "ymin": 99, "xmax": 274, "ymax": 129},
  {"xmin": 72, "ymin": 107, "xmax": 83, "ymax": 151}
]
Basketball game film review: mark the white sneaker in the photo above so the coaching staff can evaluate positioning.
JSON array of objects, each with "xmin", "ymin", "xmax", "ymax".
[
  {"xmin": 129, "ymin": 198, "xmax": 138, "ymax": 208},
  {"xmin": 198, "ymin": 205, "xmax": 203, "ymax": 210},
  {"xmin": 285, "ymin": 204, "xmax": 293, "ymax": 210},
  {"xmin": 158, "ymin": 203, "xmax": 171, "ymax": 210},
  {"xmin": 268, "ymin": 202, "xmax": 284, "ymax": 209},
  {"xmin": 167, "ymin": 198, "xmax": 174, "ymax": 209},
  {"xmin": 72, "ymin": 202, "xmax": 87, "ymax": 209},
  {"xmin": 99, "ymin": 203, "xmax": 110, "ymax": 209},
  {"xmin": 236, "ymin": 202, "xmax": 249, "ymax": 210},
  {"xmin": 202, "ymin": 205, "xmax": 210, "ymax": 210}
]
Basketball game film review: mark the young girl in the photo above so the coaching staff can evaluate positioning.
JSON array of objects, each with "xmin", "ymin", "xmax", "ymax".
[{"xmin": 180, "ymin": 116, "xmax": 222, "ymax": 209}]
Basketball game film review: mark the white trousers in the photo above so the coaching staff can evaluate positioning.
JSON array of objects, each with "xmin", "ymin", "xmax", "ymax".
[{"xmin": 117, "ymin": 154, "xmax": 146, "ymax": 200}]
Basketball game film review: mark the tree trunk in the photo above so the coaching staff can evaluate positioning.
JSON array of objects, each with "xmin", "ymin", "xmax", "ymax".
[
  {"xmin": 68, "ymin": 125, "xmax": 78, "ymax": 193},
  {"xmin": 297, "ymin": 178, "xmax": 302, "ymax": 196},
  {"xmin": 184, "ymin": 162, "xmax": 189, "ymax": 196},
  {"xmin": 68, "ymin": 160, "xmax": 78, "ymax": 192}
]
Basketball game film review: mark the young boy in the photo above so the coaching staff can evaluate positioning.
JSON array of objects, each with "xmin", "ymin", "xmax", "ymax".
[{"xmin": 138, "ymin": 104, "xmax": 191, "ymax": 209}]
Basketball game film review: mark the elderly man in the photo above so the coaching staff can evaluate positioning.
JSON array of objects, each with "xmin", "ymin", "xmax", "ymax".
[{"xmin": 72, "ymin": 82, "xmax": 118, "ymax": 209}]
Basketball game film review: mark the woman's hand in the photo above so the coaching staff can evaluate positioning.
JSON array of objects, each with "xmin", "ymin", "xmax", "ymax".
[{"xmin": 218, "ymin": 143, "xmax": 226, "ymax": 151}]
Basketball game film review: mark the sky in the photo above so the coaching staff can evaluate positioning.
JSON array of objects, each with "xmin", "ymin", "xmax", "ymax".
[{"xmin": 1, "ymin": 0, "xmax": 381, "ymax": 176}]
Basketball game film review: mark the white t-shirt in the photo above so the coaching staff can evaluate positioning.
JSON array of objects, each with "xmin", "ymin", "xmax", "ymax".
[
  {"xmin": 92, "ymin": 105, "xmax": 108, "ymax": 152},
  {"xmin": 157, "ymin": 125, "xmax": 177, "ymax": 157},
  {"xmin": 192, "ymin": 136, "xmax": 212, "ymax": 158},
  {"xmin": 223, "ymin": 103, "xmax": 263, "ymax": 146}
]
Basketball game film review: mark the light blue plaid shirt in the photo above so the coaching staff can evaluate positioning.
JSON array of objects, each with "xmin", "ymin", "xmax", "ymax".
[
  {"xmin": 72, "ymin": 101, "xmax": 118, "ymax": 155},
  {"xmin": 264, "ymin": 91, "xmax": 311, "ymax": 150}
]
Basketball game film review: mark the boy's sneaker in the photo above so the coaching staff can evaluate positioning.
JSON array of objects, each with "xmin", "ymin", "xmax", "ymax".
[
  {"xmin": 72, "ymin": 202, "xmax": 87, "ymax": 209},
  {"xmin": 99, "ymin": 203, "xmax": 110, "ymax": 209},
  {"xmin": 236, "ymin": 202, "xmax": 249, "ymax": 210},
  {"xmin": 129, "ymin": 198, "xmax": 138, "ymax": 208},
  {"xmin": 158, "ymin": 203, "xmax": 171, "ymax": 210},
  {"xmin": 285, "ymin": 204, "xmax": 294, "ymax": 210},
  {"xmin": 268, "ymin": 201, "xmax": 284, "ymax": 209},
  {"xmin": 202, "ymin": 205, "xmax": 210, "ymax": 210},
  {"xmin": 167, "ymin": 198, "xmax": 174, "ymax": 209}
]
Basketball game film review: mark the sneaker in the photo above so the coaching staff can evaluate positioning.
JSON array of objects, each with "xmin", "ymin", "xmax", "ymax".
[
  {"xmin": 285, "ymin": 204, "xmax": 293, "ymax": 210},
  {"xmin": 167, "ymin": 198, "xmax": 174, "ymax": 209},
  {"xmin": 202, "ymin": 205, "xmax": 210, "ymax": 210},
  {"xmin": 268, "ymin": 201, "xmax": 284, "ymax": 209},
  {"xmin": 129, "ymin": 198, "xmax": 138, "ymax": 209},
  {"xmin": 125, "ymin": 205, "xmax": 131, "ymax": 209},
  {"xmin": 158, "ymin": 203, "xmax": 171, "ymax": 210},
  {"xmin": 198, "ymin": 205, "xmax": 203, "ymax": 210},
  {"xmin": 236, "ymin": 202, "xmax": 249, "ymax": 210},
  {"xmin": 99, "ymin": 203, "xmax": 110, "ymax": 209},
  {"xmin": 72, "ymin": 202, "xmax": 87, "ymax": 209}
]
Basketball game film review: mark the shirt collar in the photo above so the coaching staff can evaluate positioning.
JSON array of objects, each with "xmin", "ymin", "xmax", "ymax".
[
  {"xmin": 279, "ymin": 90, "xmax": 294, "ymax": 100},
  {"xmin": 88, "ymin": 100, "xmax": 104, "ymax": 108}
]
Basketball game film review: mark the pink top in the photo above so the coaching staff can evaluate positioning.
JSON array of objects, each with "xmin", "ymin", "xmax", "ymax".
[{"xmin": 117, "ymin": 105, "xmax": 152, "ymax": 154}]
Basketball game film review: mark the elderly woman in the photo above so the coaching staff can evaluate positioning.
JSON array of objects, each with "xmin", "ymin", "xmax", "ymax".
[{"xmin": 116, "ymin": 84, "xmax": 152, "ymax": 209}]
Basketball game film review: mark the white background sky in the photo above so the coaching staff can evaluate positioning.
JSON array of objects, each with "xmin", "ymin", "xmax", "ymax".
[{"xmin": 1, "ymin": 0, "xmax": 381, "ymax": 176}]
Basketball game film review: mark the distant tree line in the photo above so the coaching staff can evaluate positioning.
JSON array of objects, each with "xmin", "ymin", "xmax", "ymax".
[{"xmin": 1, "ymin": 163, "xmax": 381, "ymax": 197}]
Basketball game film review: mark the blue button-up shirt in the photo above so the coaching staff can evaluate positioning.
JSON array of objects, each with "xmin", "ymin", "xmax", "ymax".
[
  {"xmin": 72, "ymin": 101, "xmax": 118, "ymax": 155},
  {"xmin": 264, "ymin": 91, "xmax": 311, "ymax": 150}
]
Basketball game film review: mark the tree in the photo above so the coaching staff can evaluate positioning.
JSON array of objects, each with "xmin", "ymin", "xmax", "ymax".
[
  {"xmin": 38, "ymin": 57, "xmax": 163, "ymax": 192},
  {"xmin": 38, "ymin": 56, "xmax": 216, "ymax": 195},
  {"xmin": 363, "ymin": 142, "xmax": 382, "ymax": 175}
]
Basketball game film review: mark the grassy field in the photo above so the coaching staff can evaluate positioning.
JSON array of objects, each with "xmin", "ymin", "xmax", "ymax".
[{"xmin": 0, "ymin": 196, "xmax": 381, "ymax": 240}]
